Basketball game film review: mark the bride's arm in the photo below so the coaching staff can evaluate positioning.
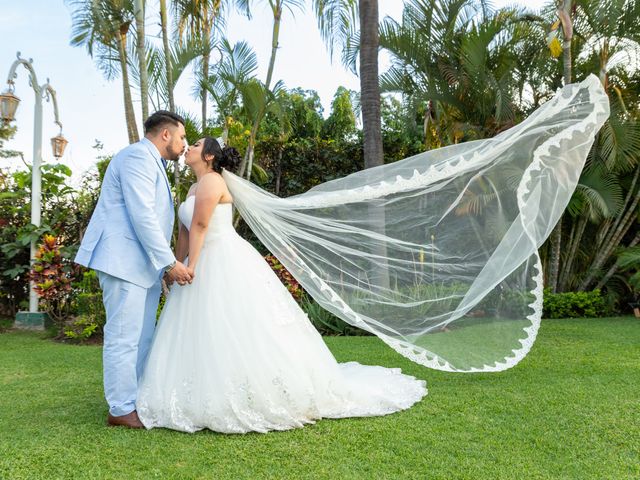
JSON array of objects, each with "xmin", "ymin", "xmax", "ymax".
[
  {"xmin": 187, "ymin": 173, "xmax": 223, "ymax": 270},
  {"xmin": 175, "ymin": 223, "xmax": 189, "ymax": 262}
]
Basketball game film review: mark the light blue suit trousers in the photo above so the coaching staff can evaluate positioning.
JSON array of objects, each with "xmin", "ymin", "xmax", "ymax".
[{"xmin": 98, "ymin": 271, "xmax": 161, "ymax": 416}]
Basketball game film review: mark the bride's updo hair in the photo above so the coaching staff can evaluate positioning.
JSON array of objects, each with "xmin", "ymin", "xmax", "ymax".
[{"xmin": 202, "ymin": 137, "xmax": 241, "ymax": 174}]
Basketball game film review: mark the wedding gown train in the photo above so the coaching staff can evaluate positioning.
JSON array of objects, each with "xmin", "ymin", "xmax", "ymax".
[{"xmin": 136, "ymin": 197, "xmax": 427, "ymax": 433}]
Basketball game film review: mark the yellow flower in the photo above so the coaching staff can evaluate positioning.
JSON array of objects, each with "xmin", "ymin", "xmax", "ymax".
[
  {"xmin": 546, "ymin": 22, "xmax": 563, "ymax": 58},
  {"xmin": 548, "ymin": 36, "xmax": 563, "ymax": 58}
]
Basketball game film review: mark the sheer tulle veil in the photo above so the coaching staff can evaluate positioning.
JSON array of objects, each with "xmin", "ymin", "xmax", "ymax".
[{"xmin": 222, "ymin": 74, "xmax": 609, "ymax": 373}]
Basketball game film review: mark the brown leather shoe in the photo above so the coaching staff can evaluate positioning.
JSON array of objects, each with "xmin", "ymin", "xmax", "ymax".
[{"xmin": 107, "ymin": 410, "xmax": 145, "ymax": 429}]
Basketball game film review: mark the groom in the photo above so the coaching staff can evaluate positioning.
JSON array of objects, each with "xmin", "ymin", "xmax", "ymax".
[{"xmin": 75, "ymin": 111, "xmax": 193, "ymax": 428}]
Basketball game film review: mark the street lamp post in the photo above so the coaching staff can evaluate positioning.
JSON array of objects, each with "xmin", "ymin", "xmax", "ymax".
[{"xmin": 1, "ymin": 52, "xmax": 68, "ymax": 329}]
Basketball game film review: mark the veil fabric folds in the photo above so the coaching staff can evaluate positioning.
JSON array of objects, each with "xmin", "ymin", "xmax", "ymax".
[{"xmin": 222, "ymin": 74, "xmax": 609, "ymax": 372}]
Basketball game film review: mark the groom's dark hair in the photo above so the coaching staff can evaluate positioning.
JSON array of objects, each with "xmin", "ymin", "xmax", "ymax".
[{"xmin": 144, "ymin": 110, "xmax": 185, "ymax": 136}]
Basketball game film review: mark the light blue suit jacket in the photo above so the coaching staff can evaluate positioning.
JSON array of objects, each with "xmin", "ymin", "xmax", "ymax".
[{"xmin": 75, "ymin": 138, "xmax": 176, "ymax": 288}]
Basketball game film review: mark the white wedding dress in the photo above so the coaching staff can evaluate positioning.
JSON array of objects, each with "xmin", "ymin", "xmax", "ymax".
[{"xmin": 136, "ymin": 196, "xmax": 427, "ymax": 433}]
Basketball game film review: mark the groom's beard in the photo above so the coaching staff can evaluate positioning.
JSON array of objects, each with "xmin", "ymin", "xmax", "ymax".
[{"xmin": 165, "ymin": 145, "xmax": 182, "ymax": 161}]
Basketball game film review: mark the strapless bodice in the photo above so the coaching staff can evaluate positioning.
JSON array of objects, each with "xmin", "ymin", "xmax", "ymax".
[{"xmin": 178, "ymin": 196, "xmax": 235, "ymax": 239}]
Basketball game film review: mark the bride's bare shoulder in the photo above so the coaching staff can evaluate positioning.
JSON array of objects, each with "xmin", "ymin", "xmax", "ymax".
[{"xmin": 197, "ymin": 172, "xmax": 227, "ymax": 196}]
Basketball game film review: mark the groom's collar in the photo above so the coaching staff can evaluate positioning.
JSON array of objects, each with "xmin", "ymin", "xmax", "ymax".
[{"xmin": 140, "ymin": 137, "xmax": 166, "ymax": 167}]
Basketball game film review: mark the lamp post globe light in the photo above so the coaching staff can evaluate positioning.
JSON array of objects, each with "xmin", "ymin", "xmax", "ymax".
[
  {"xmin": 2, "ymin": 52, "xmax": 68, "ymax": 329},
  {"xmin": 0, "ymin": 89, "xmax": 20, "ymax": 122}
]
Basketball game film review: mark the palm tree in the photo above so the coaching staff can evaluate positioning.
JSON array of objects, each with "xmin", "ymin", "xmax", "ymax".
[
  {"xmin": 529, "ymin": 0, "xmax": 640, "ymax": 293},
  {"xmin": 68, "ymin": 0, "xmax": 140, "ymax": 143},
  {"xmin": 379, "ymin": 0, "xmax": 527, "ymax": 142},
  {"xmin": 558, "ymin": 160, "xmax": 624, "ymax": 291},
  {"xmin": 160, "ymin": 0, "xmax": 175, "ymax": 112},
  {"xmin": 174, "ymin": 0, "xmax": 225, "ymax": 131},
  {"xmin": 134, "ymin": 36, "xmax": 205, "ymax": 113},
  {"xmin": 359, "ymin": 0, "xmax": 383, "ymax": 169},
  {"xmin": 546, "ymin": 0, "xmax": 574, "ymax": 293},
  {"xmin": 313, "ymin": 0, "xmax": 383, "ymax": 169},
  {"xmin": 570, "ymin": 0, "xmax": 640, "ymax": 290},
  {"xmin": 234, "ymin": 0, "xmax": 305, "ymax": 179},
  {"xmin": 132, "ymin": 34, "xmax": 205, "ymax": 205},
  {"xmin": 204, "ymin": 39, "xmax": 259, "ymax": 142},
  {"xmin": 313, "ymin": 0, "xmax": 388, "ymax": 288},
  {"xmin": 134, "ymin": 0, "xmax": 150, "ymax": 121}
]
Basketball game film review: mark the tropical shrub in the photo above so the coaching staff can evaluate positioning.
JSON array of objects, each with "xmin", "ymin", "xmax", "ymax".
[
  {"xmin": 0, "ymin": 162, "xmax": 88, "ymax": 318},
  {"xmin": 264, "ymin": 254, "xmax": 304, "ymax": 303},
  {"xmin": 542, "ymin": 289, "xmax": 608, "ymax": 319},
  {"xmin": 301, "ymin": 296, "xmax": 369, "ymax": 336},
  {"xmin": 29, "ymin": 234, "xmax": 74, "ymax": 326},
  {"xmin": 65, "ymin": 270, "xmax": 105, "ymax": 342},
  {"xmin": 63, "ymin": 315, "xmax": 99, "ymax": 341}
]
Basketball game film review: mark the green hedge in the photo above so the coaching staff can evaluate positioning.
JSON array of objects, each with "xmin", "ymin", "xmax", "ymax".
[{"xmin": 542, "ymin": 289, "xmax": 607, "ymax": 319}]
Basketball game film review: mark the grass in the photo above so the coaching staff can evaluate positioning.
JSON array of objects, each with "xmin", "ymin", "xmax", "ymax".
[
  {"xmin": 0, "ymin": 317, "xmax": 13, "ymax": 332},
  {"xmin": 0, "ymin": 317, "xmax": 638, "ymax": 480}
]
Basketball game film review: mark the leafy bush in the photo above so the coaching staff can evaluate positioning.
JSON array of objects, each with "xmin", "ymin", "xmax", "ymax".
[
  {"xmin": 29, "ymin": 235, "xmax": 74, "ymax": 326},
  {"xmin": 301, "ymin": 296, "xmax": 369, "ymax": 336},
  {"xmin": 0, "ymin": 163, "xmax": 90, "ymax": 318},
  {"xmin": 65, "ymin": 270, "xmax": 105, "ymax": 342},
  {"xmin": 264, "ymin": 254, "xmax": 304, "ymax": 303},
  {"xmin": 543, "ymin": 289, "xmax": 607, "ymax": 319},
  {"xmin": 63, "ymin": 315, "xmax": 99, "ymax": 341}
]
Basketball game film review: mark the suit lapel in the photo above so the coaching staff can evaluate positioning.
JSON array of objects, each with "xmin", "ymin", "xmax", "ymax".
[
  {"xmin": 141, "ymin": 140, "xmax": 173, "ymax": 201},
  {"xmin": 155, "ymin": 156, "xmax": 173, "ymax": 200}
]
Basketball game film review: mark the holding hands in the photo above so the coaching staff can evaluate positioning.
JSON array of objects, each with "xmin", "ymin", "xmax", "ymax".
[{"xmin": 165, "ymin": 261, "xmax": 194, "ymax": 286}]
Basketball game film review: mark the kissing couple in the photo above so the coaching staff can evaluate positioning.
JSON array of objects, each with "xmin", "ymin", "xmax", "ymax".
[{"xmin": 75, "ymin": 110, "xmax": 427, "ymax": 433}]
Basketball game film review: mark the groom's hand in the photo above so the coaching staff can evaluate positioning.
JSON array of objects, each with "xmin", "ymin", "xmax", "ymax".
[{"xmin": 166, "ymin": 261, "xmax": 193, "ymax": 285}]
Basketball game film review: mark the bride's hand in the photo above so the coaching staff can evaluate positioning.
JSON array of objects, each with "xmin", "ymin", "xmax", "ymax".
[{"xmin": 167, "ymin": 261, "xmax": 193, "ymax": 285}]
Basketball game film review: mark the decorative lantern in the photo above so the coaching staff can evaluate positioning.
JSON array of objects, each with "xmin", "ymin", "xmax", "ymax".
[
  {"xmin": 51, "ymin": 133, "xmax": 68, "ymax": 159},
  {"xmin": 0, "ymin": 87, "xmax": 20, "ymax": 123}
]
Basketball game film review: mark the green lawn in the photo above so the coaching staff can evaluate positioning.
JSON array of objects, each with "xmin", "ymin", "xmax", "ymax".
[{"xmin": 1, "ymin": 318, "xmax": 638, "ymax": 480}]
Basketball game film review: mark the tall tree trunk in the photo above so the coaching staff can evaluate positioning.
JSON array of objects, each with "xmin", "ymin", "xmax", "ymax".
[
  {"xmin": 359, "ymin": 0, "xmax": 383, "ymax": 169},
  {"xmin": 559, "ymin": 215, "xmax": 587, "ymax": 292},
  {"xmin": 134, "ymin": 0, "xmax": 149, "ymax": 122},
  {"xmin": 243, "ymin": 119, "xmax": 261, "ymax": 180},
  {"xmin": 160, "ymin": 0, "xmax": 175, "ymax": 112},
  {"xmin": 222, "ymin": 119, "xmax": 229, "ymax": 144},
  {"xmin": 359, "ymin": 0, "xmax": 388, "ymax": 290},
  {"xmin": 202, "ymin": 52, "xmax": 210, "ymax": 132},
  {"xmin": 118, "ymin": 29, "xmax": 139, "ymax": 144},
  {"xmin": 547, "ymin": 0, "xmax": 573, "ymax": 292},
  {"xmin": 201, "ymin": 4, "xmax": 211, "ymax": 132},
  {"xmin": 242, "ymin": 0, "xmax": 282, "ymax": 180},
  {"xmin": 275, "ymin": 146, "xmax": 283, "ymax": 195},
  {"xmin": 159, "ymin": 0, "xmax": 179, "ymax": 208},
  {"xmin": 264, "ymin": 1, "xmax": 282, "ymax": 92}
]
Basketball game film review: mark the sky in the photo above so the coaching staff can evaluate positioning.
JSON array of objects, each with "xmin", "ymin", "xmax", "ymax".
[{"xmin": 0, "ymin": 0, "xmax": 547, "ymax": 181}]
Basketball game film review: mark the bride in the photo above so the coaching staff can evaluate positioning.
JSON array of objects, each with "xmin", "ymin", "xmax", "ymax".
[
  {"xmin": 138, "ymin": 74, "xmax": 608, "ymax": 433},
  {"xmin": 136, "ymin": 137, "xmax": 428, "ymax": 433}
]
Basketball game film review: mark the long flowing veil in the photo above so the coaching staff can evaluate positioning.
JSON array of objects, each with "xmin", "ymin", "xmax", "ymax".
[{"xmin": 222, "ymin": 74, "xmax": 609, "ymax": 372}]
